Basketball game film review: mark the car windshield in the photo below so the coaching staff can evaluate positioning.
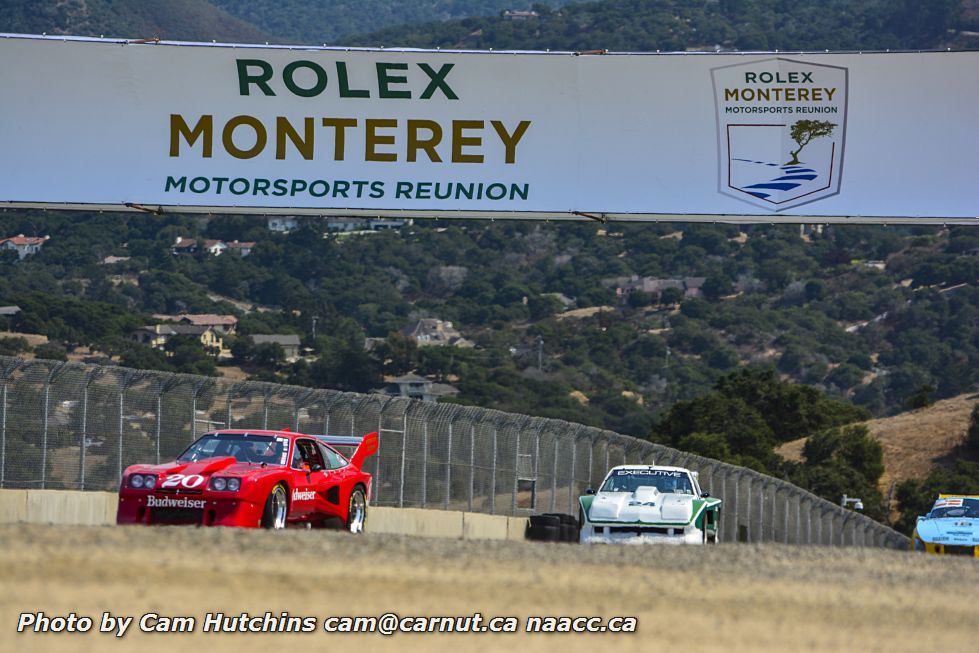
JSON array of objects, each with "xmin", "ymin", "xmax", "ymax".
[
  {"xmin": 178, "ymin": 433, "xmax": 289, "ymax": 466},
  {"xmin": 600, "ymin": 469, "xmax": 695, "ymax": 495},
  {"xmin": 928, "ymin": 497, "xmax": 979, "ymax": 519}
]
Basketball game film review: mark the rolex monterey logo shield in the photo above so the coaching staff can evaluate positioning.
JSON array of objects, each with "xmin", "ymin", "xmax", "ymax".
[{"xmin": 712, "ymin": 58, "xmax": 848, "ymax": 211}]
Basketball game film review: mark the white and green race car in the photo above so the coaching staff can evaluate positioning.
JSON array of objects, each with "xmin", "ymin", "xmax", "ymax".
[{"xmin": 579, "ymin": 465, "xmax": 722, "ymax": 544}]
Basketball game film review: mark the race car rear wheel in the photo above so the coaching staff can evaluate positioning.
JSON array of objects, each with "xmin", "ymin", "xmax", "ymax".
[
  {"xmin": 345, "ymin": 486, "xmax": 367, "ymax": 534},
  {"xmin": 261, "ymin": 483, "xmax": 288, "ymax": 529}
]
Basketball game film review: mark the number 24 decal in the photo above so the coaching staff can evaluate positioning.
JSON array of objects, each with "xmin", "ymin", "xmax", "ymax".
[{"xmin": 162, "ymin": 474, "xmax": 205, "ymax": 489}]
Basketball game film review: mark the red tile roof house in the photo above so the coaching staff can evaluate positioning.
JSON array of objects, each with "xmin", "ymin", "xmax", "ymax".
[
  {"xmin": 178, "ymin": 314, "xmax": 239, "ymax": 335},
  {"xmin": 171, "ymin": 236, "xmax": 198, "ymax": 254},
  {"xmin": 225, "ymin": 240, "xmax": 256, "ymax": 257},
  {"xmin": 1, "ymin": 234, "xmax": 49, "ymax": 259}
]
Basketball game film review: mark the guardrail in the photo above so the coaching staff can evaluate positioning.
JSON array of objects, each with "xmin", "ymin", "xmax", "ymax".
[{"xmin": 0, "ymin": 356, "xmax": 908, "ymax": 548}]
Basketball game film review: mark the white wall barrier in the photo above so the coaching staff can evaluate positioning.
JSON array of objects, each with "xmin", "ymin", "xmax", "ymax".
[{"xmin": 0, "ymin": 489, "xmax": 527, "ymax": 540}]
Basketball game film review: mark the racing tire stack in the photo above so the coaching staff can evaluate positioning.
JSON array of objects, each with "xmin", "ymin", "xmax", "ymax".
[{"xmin": 525, "ymin": 513, "xmax": 579, "ymax": 543}]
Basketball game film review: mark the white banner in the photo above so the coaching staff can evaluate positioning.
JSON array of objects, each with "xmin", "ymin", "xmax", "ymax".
[{"xmin": 0, "ymin": 34, "xmax": 976, "ymax": 223}]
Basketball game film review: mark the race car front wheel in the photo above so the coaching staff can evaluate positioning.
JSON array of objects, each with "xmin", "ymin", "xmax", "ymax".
[
  {"xmin": 345, "ymin": 486, "xmax": 367, "ymax": 534},
  {"xmin": 261, "ymin": 484, "xmax": 288, "ymax": 529}
]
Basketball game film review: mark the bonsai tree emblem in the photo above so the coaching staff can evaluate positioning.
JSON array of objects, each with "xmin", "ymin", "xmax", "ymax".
[{"xmin": 786, "ymin": 119, "xmax": 837, "ymax": 165}]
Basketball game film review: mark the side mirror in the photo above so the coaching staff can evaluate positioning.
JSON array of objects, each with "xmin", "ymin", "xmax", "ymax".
[
  {"xmin": 310, "ymin": 463, "xmax": 324, "ymax": 473},
  {"xmin": 585, "ymin": 488, "xmax": 595, "ymax": 495},
  {"xmin": 701, "ymin": 492, "xmax": 711, "ymax": 498}
]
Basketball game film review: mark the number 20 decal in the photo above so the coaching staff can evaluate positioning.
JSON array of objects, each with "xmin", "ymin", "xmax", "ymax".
[{"xmin": 161, "ymin": 474, "xmax": 205, "ymax": 489}]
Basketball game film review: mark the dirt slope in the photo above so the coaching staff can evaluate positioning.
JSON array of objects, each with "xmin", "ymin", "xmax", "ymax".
[
  {"xmin": 2, "ymin": 524, "xmax": 977, "ymax": 653},
  {"xmin": 777, "ymin": 393, "xmax": 978, "ymax": 490}
]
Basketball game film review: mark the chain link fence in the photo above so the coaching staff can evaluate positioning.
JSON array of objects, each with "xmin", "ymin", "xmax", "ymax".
[{"xmin": 0, "ymin": 356, "xmax": 908, "ymax": 548}]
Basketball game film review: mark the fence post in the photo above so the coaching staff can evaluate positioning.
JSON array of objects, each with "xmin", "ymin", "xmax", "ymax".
[
  {"xmin": 550, "ymin": 435, "xmax": 559, "ymax": 513},
  {"xmin": 292, "ymin": 389, "xmax": 315, "ymax": 432},
  {"xmin": 262, "ymin": 388, "xmax": 271, "ymax": 430},
  {"xmin": 80, "ymin": 376, "xmax": 89, "ymax": 489},
  {"xmin": 568, "ymin": 430, "xmax": 577, "ymax": 514},
  {"xmin": 490, "ymin": 424, "xmax": 498, "ymax": 515},
  {"xmin": 225, "ymin": 383, "xmax": 244, "ymax": 430},
  {"xmin": 79, "ymin": 367, "xmax": 104, "ymax": 490},
  {"xmin": 42, "ymin": 366, "xmax": 52, "ymax": 489},
  {"xmin": 155, "ymin": 386, "xmax": 163, "ymax": 465},
  {"xmin": 116, "ymin": 370, "xmax": 140, "ymax": 485},
  {"xmin": 421, "ymin": 420, "xmax": 429, "ymax": 509},
  {"xmin": 118, "ymin": 379, "xmax": 124, "ymax": 483},
  {"xmin": 732, "ymin": 469, "xmax": 741, "ymax": 542},
  {"xmin": 468, "ymin": 421, "xmax": 476, "ymax": 513},
  {"xmin": 797, "ymin": 495, "xmax": 806, "ymax": 545},
  {"xmin": 511, "ymin": 427, "xmax": 520, "ymax": 515},
  {"xmin": 588, "ymin": 433, "xmax": 595, "ymax": 487},
  {"xmin": 190, "ymin": 380, "xmax": 205, "ymax": 441},
  {"xmin": 41, "ymin": 362, "xmax": 69, "ymax": 489},
  {"xmin": 0, "ymin": 359, "xmax": 21, "ymax": 489},
  {"xmin": 399, "ymin": 403, "xmax": 409, "ymax": 509},
  {"xmin": 445, "ymin": 420, "xmax": 452, "ymax": 510}
]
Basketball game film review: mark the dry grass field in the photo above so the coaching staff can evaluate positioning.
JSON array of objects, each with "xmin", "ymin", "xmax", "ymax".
[
  {"xmin": 777, "ymin": 393, "xmax": 978, "ymax": 489},
  {"xmin": 2, "ymin": 524, "xmax": 977, "ymax": 653}
]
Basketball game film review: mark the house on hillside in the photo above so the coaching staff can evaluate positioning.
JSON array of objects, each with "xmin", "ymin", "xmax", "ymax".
[
  {"xmin": 400, "ymin": 319, "xmax": 474, "ymax": 348},
  {"xmin": 0, "ymin": 305, "xmax": 20, "ymax": 329},
  {"xmin": 267, "ymin": 217, "xmax": 300, "ymax": 233},
  {"xmin": 373, "ymin": 373, "xmax": 460, "ymax": 402},
  {"xmin": 249, "ymin": 334, "xmax": 302, "ymax": 362},
  {"xmin": 615, "ymin": 276, "xmax": 706, "ymax": 304},
  {"xmin": 171, "ymin": 237, "xmax": 198, "ymax": 255},
  {"xmin": 503, "ymin": 10, "xmax": 539, "ymax": 20},
  {"xmin": 178, "ymin": 314, "xmax": 238, "ymax": 335},
  {"xmin": 325, "ymin": 217, "xmax": 412, "ymax": 233},
  {"xmin": 202, "ymin": 240, "xmax": 228, "ymax": 256},
  {"xmin": 172, "ymin": 237, "xmax": 254, "ymax": 257},
  {"xmin": 224, "ymin": 240, "xmax": 255, "ymax": 257},
  {"xmin": 132, "ymin": 324, "xmax": 227, "ymax": 357},
  {"xmin": 154, "ymin": 313, "xmax": 239, "ymax": 336},
  {"xmin": 0, "ymin": 234, "xmax": 49, "ymax": 259}
]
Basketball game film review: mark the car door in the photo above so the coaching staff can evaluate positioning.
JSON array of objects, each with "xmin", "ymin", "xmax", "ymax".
[
  {"xmin": 288, "ymin": 438, "xmax": 325, "ymax": 521},
  {"xmin": 312, "ymin": 441, "xmax": 357, "ymax": 519}
]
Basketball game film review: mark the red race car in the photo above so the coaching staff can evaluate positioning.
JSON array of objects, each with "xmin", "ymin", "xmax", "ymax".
[{"xmin": 117, "ymin": 429, "xmax": 378, "ymax": 531}]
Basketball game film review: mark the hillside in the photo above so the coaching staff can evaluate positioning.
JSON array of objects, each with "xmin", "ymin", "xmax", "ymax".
[
  {"xmin": 210, "ymin": 0, "xmax": 568, "ymax": 45},
  {"xmin": 778, "ymin": 393, "xmax": 978, "ymax": 491},
  {"xmin": 344, "ymin": 0, "xmax": 977, "ymax": 51},
  {"xmin": 0, "ymin": 0, "xmax": 268, "ymax": 42}
]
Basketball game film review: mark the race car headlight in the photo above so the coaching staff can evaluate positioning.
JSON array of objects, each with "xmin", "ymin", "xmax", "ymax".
[
  {"xmin": 128, "ymin": 474, "xmax": 157, "ymax": 489},
  {"xmin": 208, "ymin": 477, "xmax": 240, "ymax": 492}
]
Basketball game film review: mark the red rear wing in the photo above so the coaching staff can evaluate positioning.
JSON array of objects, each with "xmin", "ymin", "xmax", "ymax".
[{"xmin": 315, "ymin": 432, "xmax": 379, "ymax": 470}]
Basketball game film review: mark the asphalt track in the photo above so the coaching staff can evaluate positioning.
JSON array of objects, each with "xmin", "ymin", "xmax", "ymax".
[{"xmin": 2, "ymin": 524, "xmax": 977, "ymax": 652}]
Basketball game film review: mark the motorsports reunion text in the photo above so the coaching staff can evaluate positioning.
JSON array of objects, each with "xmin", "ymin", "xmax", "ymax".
[
  {"xmin": 165, "ymin": 58, "xmax": 533, "ymax": 203},
  {"xmin": 17, "ymin": 611, "xmax": 638, "ymax": 636}
]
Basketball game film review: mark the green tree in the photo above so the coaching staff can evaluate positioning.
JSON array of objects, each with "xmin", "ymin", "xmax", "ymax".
[
  {"xmin": 797, "ymin": 425, "xmax": 886, "ymax": 520},
  {"xmin": 786, "ymin": 120, "xmax": 836, "ymax": 165},
  {"xmin": 33, "ymin": 342, "xmax": 67, "ymax": 361},
  {"xmin": 966, "ymin": 404, "xmax": 979, "ymax": 455}
]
